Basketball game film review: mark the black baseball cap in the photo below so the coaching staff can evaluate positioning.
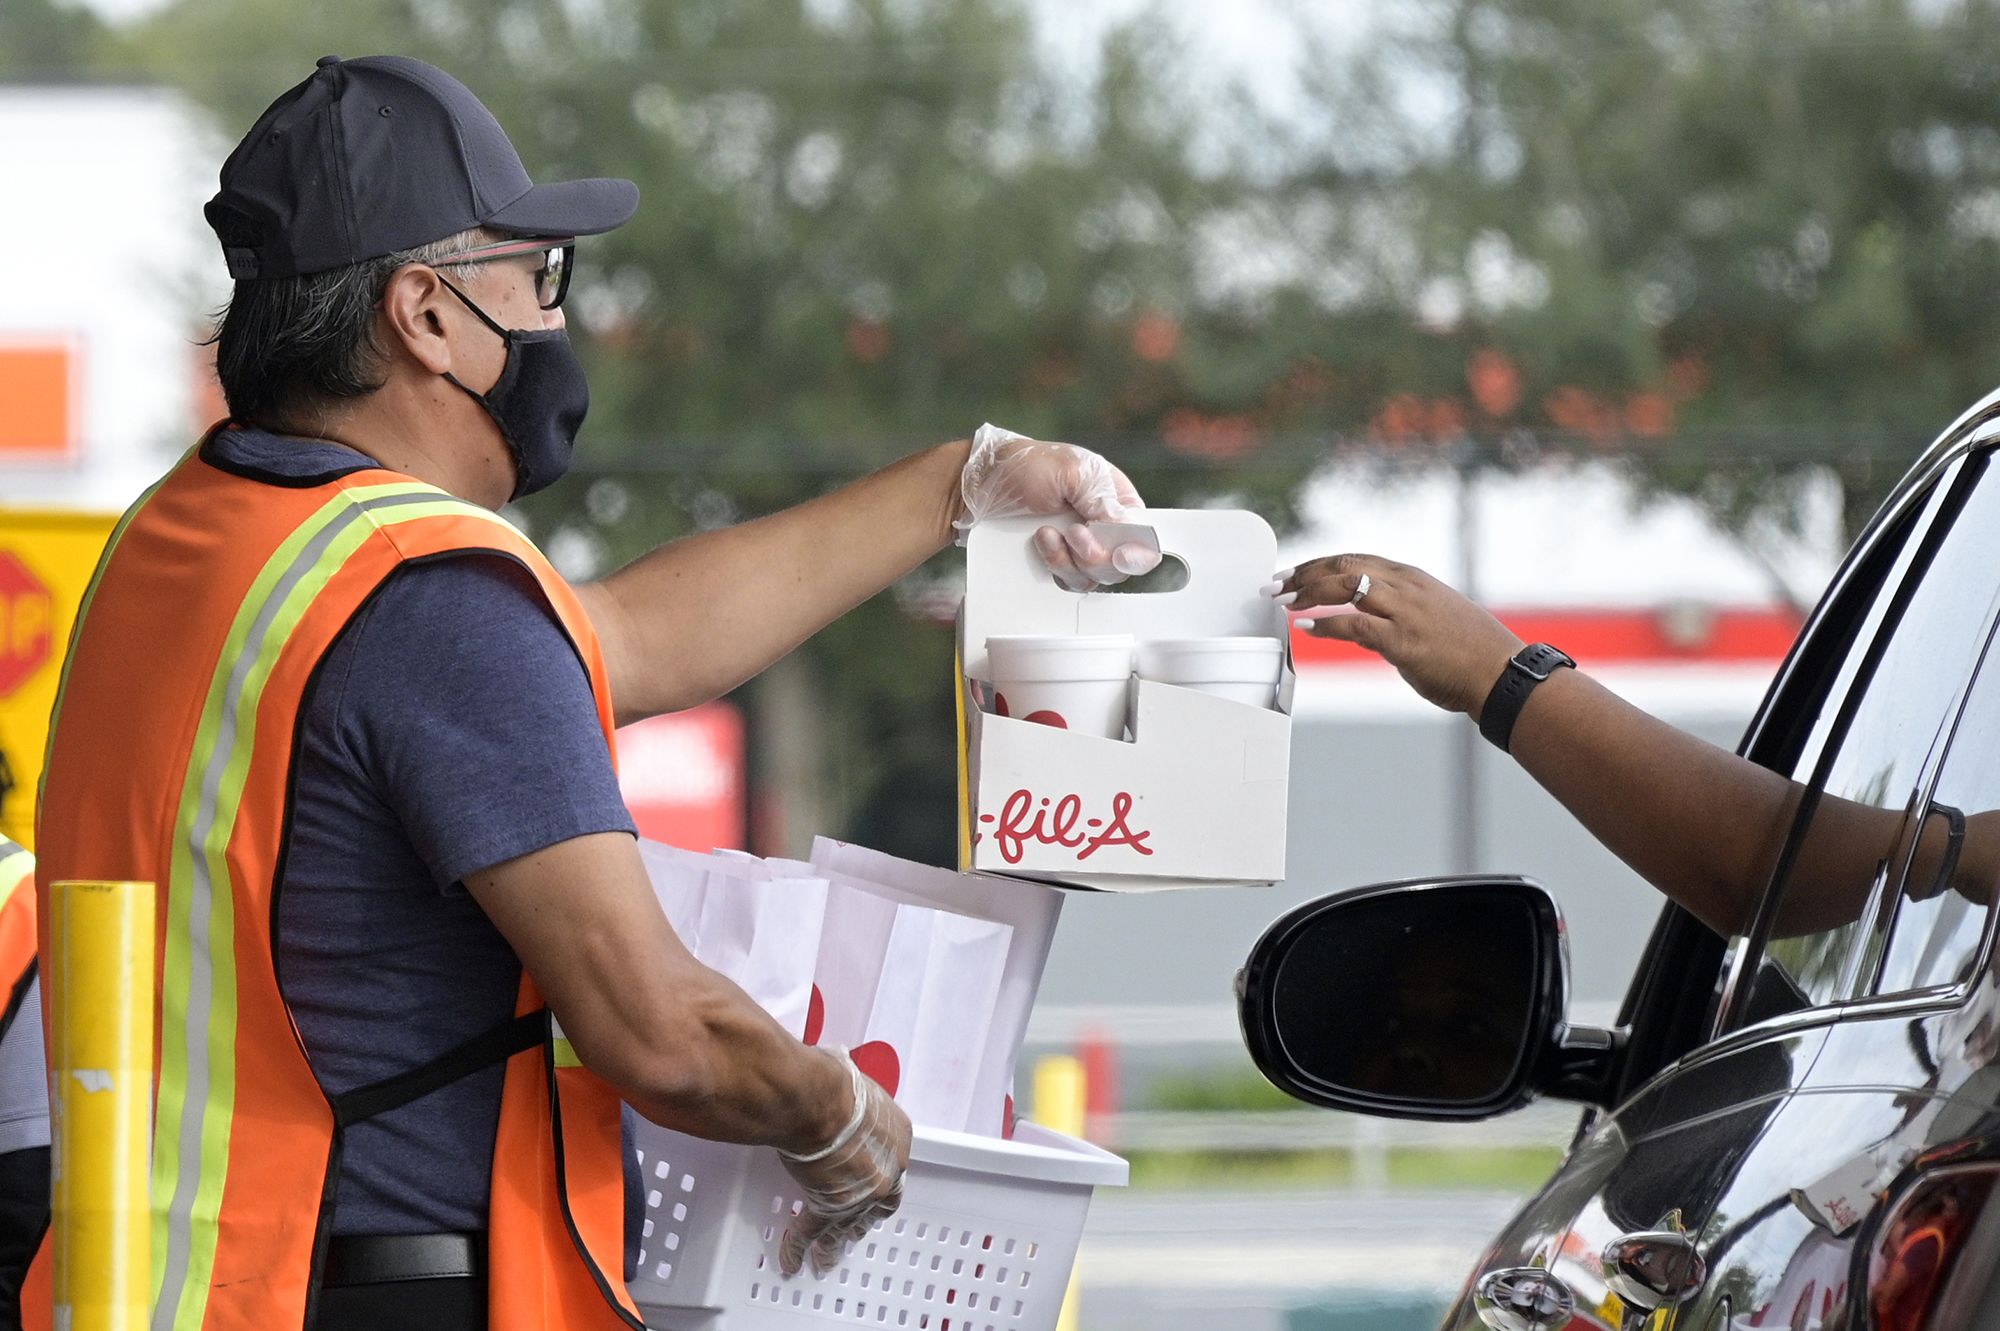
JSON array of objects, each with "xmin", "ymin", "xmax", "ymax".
[{"xmin": 205, "ymin": 54, "xmax": 639, "ymax": 280}]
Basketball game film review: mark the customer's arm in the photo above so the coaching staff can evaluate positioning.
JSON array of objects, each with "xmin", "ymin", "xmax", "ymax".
[
  {"xmin": 1280, "ymin": 554, "xmax": 1916, "ymax": 938},
  {"xmin": 574, "ymin": 434, "xmax": 1153, "ymax": 724}
]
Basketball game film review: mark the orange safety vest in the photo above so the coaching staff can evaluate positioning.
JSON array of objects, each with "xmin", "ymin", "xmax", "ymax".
[
  {"xmin": 0, "ymin": 838, "xmax": 31, "ymax": 1042},
  {"xmin": 26, "ymin": 431, "xmax": 642, "ymax": 1331}
]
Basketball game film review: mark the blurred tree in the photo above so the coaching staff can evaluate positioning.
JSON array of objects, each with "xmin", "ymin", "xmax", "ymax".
[
  {"xmin": 1278, "ymin": 0, "xmax": 2000, "ymax": 538},
  {"xmin": 0, "ymin": 0, "xmax": 107, "ymax": 79},
  {"xmin": 111, "ymin": 0, "xmax": 1274, "ymax": 859}
]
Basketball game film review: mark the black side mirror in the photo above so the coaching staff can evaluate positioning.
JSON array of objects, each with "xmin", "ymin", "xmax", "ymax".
[{"xmin": 1236, "ymin": 875, "xmax": 1622, "ymax": 1120}]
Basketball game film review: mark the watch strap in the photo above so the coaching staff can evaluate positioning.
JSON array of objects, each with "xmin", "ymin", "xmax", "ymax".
[{"xmin": 1478, "ymin": 643, "xmax": 1575, "ymax": 754}]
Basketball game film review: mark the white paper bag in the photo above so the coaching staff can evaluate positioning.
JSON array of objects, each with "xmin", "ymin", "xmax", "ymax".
[
  {"xmin": 857, "ymin": 905, "xmax": 1012, "ymax": 1131},
  {"xmin": 635, "ymin": 840, "xmax": 828, "ymax": 1041},
  {"xmin": 637, "ymin": 839, "xmax": 713, "ymax": 946},
  {"xmin": 693, "ymin": 862, "xmax": 828, "ymax": 1041},
  {"xmin": 810, "ymin": 838, "xmax": 1061, "ymax": 1138},
  {"xmin": 809, "ymin": 882, "xmax": 902, "ymax": 1051}
]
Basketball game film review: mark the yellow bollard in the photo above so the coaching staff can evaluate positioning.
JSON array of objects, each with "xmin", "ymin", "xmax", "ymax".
[
  {"xmin": 51, "ymin": 880, "xmax": 154, "ymax": 1331},
  {"xmin": 1033, "ymin": 1055, "xmax": 1088, "ymax": 1331}
]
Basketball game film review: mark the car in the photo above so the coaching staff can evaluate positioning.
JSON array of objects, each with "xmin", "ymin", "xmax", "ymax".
[{"xmin": 1235, "ymin": 388, "xmax": 2000, "ymax": 1331}]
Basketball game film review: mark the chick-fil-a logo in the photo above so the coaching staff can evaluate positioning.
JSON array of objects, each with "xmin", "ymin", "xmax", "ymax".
[{"xmin": 977, "ymin": 789, "xmax": 1154, "ymax": 864}]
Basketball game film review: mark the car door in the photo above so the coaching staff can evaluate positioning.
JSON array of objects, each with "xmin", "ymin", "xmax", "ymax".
[
  {"xmin": 1662, "ymin": 440, "xmax": 2000, "ymax": 1330},
  {"xmin": 1440, "ymin": 417, "xmax": 2000, "ymax": 1330}
]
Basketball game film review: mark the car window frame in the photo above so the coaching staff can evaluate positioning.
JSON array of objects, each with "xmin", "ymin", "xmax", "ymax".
[
  {"xmin": 1595, "ymin": 396, "xmax": 2000, "ymax": 1117},
  {"xmin": 1855, "ymin": 599, "xmax": 2000, "ymax": 1004},
  {"xmin": 1718, "ymin": 429, "xmax": 2000, "ymax": 1036}
]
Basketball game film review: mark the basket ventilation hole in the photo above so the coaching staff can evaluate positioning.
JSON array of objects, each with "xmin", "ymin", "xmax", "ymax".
[
  {"xmin": 673, "ymin": 1202, "xmax": 688, "ymax": 1222},
  {"xmin": 655, "ymin": 1261, "xmax": 672, "ymax": 1281},
  {"xmin": 653, "ymin": 1159, "xmax": 670, "ymax": 1179},
  {"xmin": 641, "ymin": 1219, "xmax": 654, "ymax": 1238},
  {"xmin": 647, "ymin": 1190, "xmax": 662, "ymax": 1209}
]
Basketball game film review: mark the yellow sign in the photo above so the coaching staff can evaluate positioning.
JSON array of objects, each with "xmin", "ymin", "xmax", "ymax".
[{"xmin": 0, "ymin": 509, "xmax": 117, "ymax": 850}]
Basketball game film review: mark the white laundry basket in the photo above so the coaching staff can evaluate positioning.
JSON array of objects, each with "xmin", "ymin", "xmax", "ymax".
[{"xmin": 626, "ymin": 1117, "xmax": 1128, "ymax": 1331}]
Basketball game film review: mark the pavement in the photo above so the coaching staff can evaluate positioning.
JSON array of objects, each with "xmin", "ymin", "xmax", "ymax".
[{"xmin": 1073, "ymin": 1190, "xmax": 1526, "ymax": 1331}]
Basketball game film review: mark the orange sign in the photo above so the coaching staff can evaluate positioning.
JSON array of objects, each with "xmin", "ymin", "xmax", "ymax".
[
  {"xmin": 0, "ymin": 552, "xmax": 51, "ymax": 699},
  {"xmin": 0, "ymin": 341, "xmax": 77, "ymax": 457}
]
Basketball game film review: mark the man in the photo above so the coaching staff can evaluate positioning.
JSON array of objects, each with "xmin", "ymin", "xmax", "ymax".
[{"xmin": 30, "ymin": 55, "xmax": 1155, "ymax": 1331}]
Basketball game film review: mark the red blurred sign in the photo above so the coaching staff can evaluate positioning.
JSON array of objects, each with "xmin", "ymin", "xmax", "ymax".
[
  {"xmin": 616, "ymin": 701, "xmax": 746, "ymax": 853},
  {"xmin": 0, "ymin": 551, "xmax": 52, "ymax": 698}
]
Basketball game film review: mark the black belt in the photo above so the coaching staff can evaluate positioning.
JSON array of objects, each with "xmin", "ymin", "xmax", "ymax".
[{"xmin": 325, "ymin": 1232, "xmax": 484, "ymax": 1287}]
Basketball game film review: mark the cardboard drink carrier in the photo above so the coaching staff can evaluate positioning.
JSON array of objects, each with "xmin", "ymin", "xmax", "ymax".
[{"xmin": 956, "ymin": 511, "xmax": 1293, "ymax": 892}]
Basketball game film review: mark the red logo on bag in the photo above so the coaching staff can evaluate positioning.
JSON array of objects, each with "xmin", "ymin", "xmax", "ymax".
[
  {"xmin": 977, "ymin": 789, "xmax": 1154, "ymax": 865},
  {"xmin": 852, "ymin": 1041, "xmax": 901, "ymax": 1097},
  {"xmin": 804, "ymin": 985, "xmax": 825, "ymax": 1046}
]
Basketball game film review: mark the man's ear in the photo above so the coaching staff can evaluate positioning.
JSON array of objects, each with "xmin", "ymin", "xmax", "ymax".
[{"xmin": 378, "ymin": 264, "xmax": 457, "ymax": 376}]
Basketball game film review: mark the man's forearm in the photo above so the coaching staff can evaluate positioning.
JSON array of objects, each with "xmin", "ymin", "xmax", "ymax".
[
  {"xmin": 578, "ymin": 440, "xmax": 971, "ymax": 722},
  {"xmin": 616, "ymin": 976, "xmax": 850, "ymax": 1152}
]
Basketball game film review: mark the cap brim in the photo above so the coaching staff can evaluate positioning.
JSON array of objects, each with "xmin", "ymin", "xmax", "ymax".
[{"xmin": 486, "ymin": 177, "xmax": 639, "ymax": 238}]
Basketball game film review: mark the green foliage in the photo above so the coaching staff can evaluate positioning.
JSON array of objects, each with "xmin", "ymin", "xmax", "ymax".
[
  {"xmin": 1278, "ymin": 0, "xmax": 2000, "ymax": 531},
  {"xmin": 0, "ymin": 0, "xmax": 107, "ymax": 79},
  {"xmin": 1144, "ymin": 1067, "xmax": 1302, "ymax": 1114}
]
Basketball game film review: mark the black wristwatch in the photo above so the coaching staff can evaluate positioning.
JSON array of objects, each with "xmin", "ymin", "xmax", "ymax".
[{"xmin": 1478, "ymin": 643, "xmax": 1575, "ymax": 753}]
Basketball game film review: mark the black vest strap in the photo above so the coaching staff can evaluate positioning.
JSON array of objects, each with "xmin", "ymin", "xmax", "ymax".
[{"xmin": 329, "ymin": 1008, "xmax": 549, "ymax": 1128}]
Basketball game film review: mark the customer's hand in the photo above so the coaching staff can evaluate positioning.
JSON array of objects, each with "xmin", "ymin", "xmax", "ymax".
[
  {"xmin": 957, "ymin": 423, "xmax": 1162, "ymax": 590},
  {"xmin": 1275, "ymin": 554, "xmax": 1524, "ymax": 719},
  {"xmin": 777, "ymin": 1048, "xmax": 913, "ymax": 1277}
]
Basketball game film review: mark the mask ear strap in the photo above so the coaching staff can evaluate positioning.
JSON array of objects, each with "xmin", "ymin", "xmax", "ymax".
[{"xmin": 439, "ymin": 275, "xmax": 510, "ymax": 338}]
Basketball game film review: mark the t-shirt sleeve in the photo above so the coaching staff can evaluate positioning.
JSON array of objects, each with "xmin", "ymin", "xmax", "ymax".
[{"xmin": 328, "ymin": 554, "xmax": 636, "ymax": 890}]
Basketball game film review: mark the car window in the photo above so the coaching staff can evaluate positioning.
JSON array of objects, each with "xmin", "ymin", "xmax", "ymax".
[
  {"xmin": 1872, "ymin": 616, "xmax": 2000, "ymax": 995},
  {"xmin": 1753, "ymin": 454, "xmax": 2000, "ymax": 1010}
]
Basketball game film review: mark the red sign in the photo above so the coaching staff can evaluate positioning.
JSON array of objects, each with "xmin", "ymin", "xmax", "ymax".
[
  {"xmin": 0, "ymin": 552, "xmax": 51, "ymax": 698},
  {"xmin": 616, "ymin": 702, "xmax": 747, "ymax": 853}
]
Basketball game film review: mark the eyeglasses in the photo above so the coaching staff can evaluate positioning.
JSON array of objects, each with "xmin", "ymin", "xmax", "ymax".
[{"xmin": 428, "ymin": 236, "xmax": 576, "ymax": 311}]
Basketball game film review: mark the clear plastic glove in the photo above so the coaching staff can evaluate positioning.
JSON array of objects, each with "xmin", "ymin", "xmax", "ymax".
[
  {"xmin": 777, "ymin": 1047, "xmax": 912, "ymax": 1277},
  {"xmin": 956, "ymin": 423, "xmax": 1163, "ymax": 591}
]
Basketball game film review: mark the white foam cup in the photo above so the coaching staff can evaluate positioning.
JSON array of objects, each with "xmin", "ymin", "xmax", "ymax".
[
  {"xmin": 985, "ymin": 634, "xmax": 1135, "ymax": 738},
  {"xmin": 1141, "ymin": 636, "xmax": 1284, "ymax": 708}
]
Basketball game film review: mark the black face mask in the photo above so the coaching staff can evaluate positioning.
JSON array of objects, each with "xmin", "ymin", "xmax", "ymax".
[{"xmin": 440, "ymin": 277, "xmax": 588, "ymax": 501}]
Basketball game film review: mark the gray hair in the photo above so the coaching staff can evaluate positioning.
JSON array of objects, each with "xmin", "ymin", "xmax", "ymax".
[{"xmin": 208, "ymin": 226, "xmax": 500, "ymax": 430}]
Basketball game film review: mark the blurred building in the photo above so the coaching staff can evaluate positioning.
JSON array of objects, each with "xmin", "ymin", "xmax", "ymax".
[{"xmin": 0, "ymin": 84, "xmax": 222, "ymax": 508}]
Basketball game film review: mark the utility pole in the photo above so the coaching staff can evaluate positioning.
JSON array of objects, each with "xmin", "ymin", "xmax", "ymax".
[{"xmin": 1453, "ymin": 442, "xmax": 1481, "ymax": 874}]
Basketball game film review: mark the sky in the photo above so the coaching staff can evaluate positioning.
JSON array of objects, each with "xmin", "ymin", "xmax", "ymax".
[{"xmin": 67, "ymin": 0, "xmax": 1379, "ymax": 111}]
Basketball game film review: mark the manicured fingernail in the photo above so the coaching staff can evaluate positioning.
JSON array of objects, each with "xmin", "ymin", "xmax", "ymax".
[
  {"xmin": 1274, "ymin": 566, "xmax": 1295, "ymax": 581},
  {"xmin": 1293, "ymin": 618, "xmax": 1316, "ymax": 631},
  {"xmin": 1260, "ymin": 579, "xmax": 1284, "ymax": 596},
  {"xmin": 1273, "ymin": 591, "xmax": 1297, "ymax": 606}
]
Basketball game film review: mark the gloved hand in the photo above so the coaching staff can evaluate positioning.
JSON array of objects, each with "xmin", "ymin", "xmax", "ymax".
[
  {"xmin": 957, "ymin": 423, "xmax": 1163, "ymax": 591},
  {"xmin": 777, "ymin": 1047, "xmax": 912, "ymax": 1276}
]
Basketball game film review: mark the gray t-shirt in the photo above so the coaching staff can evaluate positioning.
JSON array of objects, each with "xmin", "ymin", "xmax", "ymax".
[{"xmin": 210, "ymin": 429, "xmax": 636, "ymax": 1236}]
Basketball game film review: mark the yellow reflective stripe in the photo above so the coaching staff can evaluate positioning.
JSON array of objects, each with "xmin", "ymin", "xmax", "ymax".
[
  {"xmin": 553, "ymin": 1038, "xmax": 583, "ymax": 1069},
  {"xmin": 153, "ymin": 483, "xmax": 512, "ymax": 1331}
]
